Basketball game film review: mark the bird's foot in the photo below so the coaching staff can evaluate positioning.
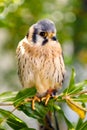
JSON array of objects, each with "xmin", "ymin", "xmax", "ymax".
[
  {"xmin": 41, "ymin": 88, "xmax": 58, "ymax": 105},
  {"xmin": 25, "ymin": 96, "xmax": 40, "ymax": 110},
  {"xmin": 41, "ymin": 94, "xmax": 51, "ymax": 105}
]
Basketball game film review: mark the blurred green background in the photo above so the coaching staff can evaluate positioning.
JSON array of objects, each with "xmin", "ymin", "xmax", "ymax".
[
  {"xmin": 0, "ymin": 0, "xmax": 87, "ymax": 129},
  {"xmin": 0, "ymin": 0, "xmax": 87, "ymax": 90}
]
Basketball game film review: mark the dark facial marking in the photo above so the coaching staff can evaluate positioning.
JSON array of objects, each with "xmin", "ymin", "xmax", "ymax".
[
  {"xmin": 42, "ymin": 39, "xmax": 48, "ymax": 46},
  {"xmin": 26, "ymin": 32, "xmax": 29, "ymax": 38},
  {"xmin": 32, "ymin": 28, "xmax": 38, "ymax": 43},
  {"xmin": 52, "ymin": 36, "xmax": 57, "ymax": 41}
]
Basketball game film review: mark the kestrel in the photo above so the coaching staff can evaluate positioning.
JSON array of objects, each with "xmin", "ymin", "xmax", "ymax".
[{"xmin": 16, "ymin": 19, "xmax": 65, "ymax": 109}]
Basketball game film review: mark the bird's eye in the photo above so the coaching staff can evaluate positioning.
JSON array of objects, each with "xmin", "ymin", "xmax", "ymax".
[{"xmin": 39, "ymin": 32, "xmax": 47, "ymax": 37}]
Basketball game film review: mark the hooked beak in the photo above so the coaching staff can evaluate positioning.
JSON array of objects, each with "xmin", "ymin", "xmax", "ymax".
[
  {"xmin": 48, "ymin": 32, "xmax": 56, "ymax": 41},
  {"xmin": 48, "ymin": 32, "xmax": 54, "ymax": 39}
]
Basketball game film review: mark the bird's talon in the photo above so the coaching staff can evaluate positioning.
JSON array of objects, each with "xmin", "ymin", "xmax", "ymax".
[
  {"xmin": 24, "ymin": 98, "xmax": 32, "ymax": 102},
  {"xmin": 41, "ymin": 97, "xmax": 46, "ymax": 101},
  {"xmin": 24, "ymin": 96, "xmax": 40, "ymax": 110},
  {"xmin": 41, "ymin": 94, "xmax": 51, "ymax": 105},
  {"xmin": 53, "ymin": 95, "xmax": 58, "ymax": 100},
  {"xmin": 32, "ymin": 96, "xmax": 41, "ymax": 110},
  {"xmin": 45, "ymin": 94, "xmax": 51, "ymax": 105}
]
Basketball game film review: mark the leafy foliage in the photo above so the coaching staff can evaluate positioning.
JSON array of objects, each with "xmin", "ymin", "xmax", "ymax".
[
  {"xmin": 14, "ymin": 87, "xmax": 37, "ymax": 106},
  {"xmin": 0, "ymin": 108, "xmax": 30, "ymax": 130},
  {"xmin": 0, "ymin": 69, "xmax": 87, "ymax": 130}
]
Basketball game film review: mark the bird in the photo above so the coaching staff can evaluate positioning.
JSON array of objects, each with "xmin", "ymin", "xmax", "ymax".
[
  {"xmin": 16, "ymin": 19, "xmax": 65, "ymax": 129},
  {"xmin": 16, "ymin": 18, "xmax": 65, "ymax": 107}
]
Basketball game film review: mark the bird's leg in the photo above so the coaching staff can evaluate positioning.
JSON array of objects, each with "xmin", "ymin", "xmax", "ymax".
[
  {"xmin": 32, "ymin": 96, "xmax": 40, "ymax": 110},
  {"xmin": 25, "ymin": 96, "xmax": 40, "ymax": 110},
  {"xmin": 41, "ymin": 89, "xmax": 57, "ymax": 105},
  {"xmin": 41, "ymin": 94, "xmax": 51, "ymax": 105}
]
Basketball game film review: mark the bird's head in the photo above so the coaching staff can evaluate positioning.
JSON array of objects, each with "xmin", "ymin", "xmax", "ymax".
[{"xmin": 27, "ymin": 19, "xmax": 57, "ymax": 45}]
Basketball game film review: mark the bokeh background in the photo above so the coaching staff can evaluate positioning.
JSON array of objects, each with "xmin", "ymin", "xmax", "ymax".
[{"xmin": 0, "ymin": 0, "xmax": 87, "ymax": 130}]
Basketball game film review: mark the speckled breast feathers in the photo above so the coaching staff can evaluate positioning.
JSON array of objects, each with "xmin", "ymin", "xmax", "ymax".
[{"xmin": 16, "ymin": 38, "xmax": 65, "ymax": 96}]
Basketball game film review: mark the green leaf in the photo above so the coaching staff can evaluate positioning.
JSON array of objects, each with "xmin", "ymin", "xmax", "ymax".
[
  {"xmin": 66, "ymin": 68, "xmax": 76, "ymax": 94},
  {"xmin": 20, "ymin": 128, "xmax": 36, "ymax": 130},
  {"xmin": 18, "ymin": 98, "xmax": 55, "ymax": 125},
  {"xmin": 0, "ymin": 6, "xmax": 4, "ymax": 13},
  {"xmin": 64, "ymin": 68, "xmax": 87, "ymax": 95},
  {"xmin": 0, "ymin": 117, "xmax": 4, "ymax": 124},
  {"xmin": 69, "ymin": 68, "xmax": 76, "ymax": 87},
  {"xmin": 19, "ymin": 101, "xmax": 49, "ymax": 125},
  {"xmin": 0, "ymin": 108, "xmax": 29, "ymax": 130},
  {"xmin": 78, "ymin": 120, "xmax": 87, "ymax": 130},
  {"xmin": 0, "ymin": 124, "xmax": 6, "ymax": 130},
  {"xmin": 62, "ymin": 114, "xmax": 74, "ymax": 129},
  {"xmin": 68, "ymin": 80, "xmax": 87, "ymax": 95},
  {"xmin": 14, "ymin": 87, "xmax": 37, "ymax": 106},
  {"xmin": 0, "ymin": 91, "xmax": 17, "ymax": 102},
  {"xmin": 0, "ymin": 128, "xmax": 5, "ymax": 130},
  {"xmin": 74, "ymin": 94, "xmax": 87, "ymax": 102},
  {"xmin": 76, "ymin": 118, "xmax": 83, "ymax": 130}
]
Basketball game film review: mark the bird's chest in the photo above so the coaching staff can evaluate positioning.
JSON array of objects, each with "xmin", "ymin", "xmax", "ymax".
[
  {"xmin": 21, "ymin": 52, "xmax": 62, "ymax": 83},
  {"xmin": 17, "ymin": 43, "xmax": 65, "ymax": 93}
]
